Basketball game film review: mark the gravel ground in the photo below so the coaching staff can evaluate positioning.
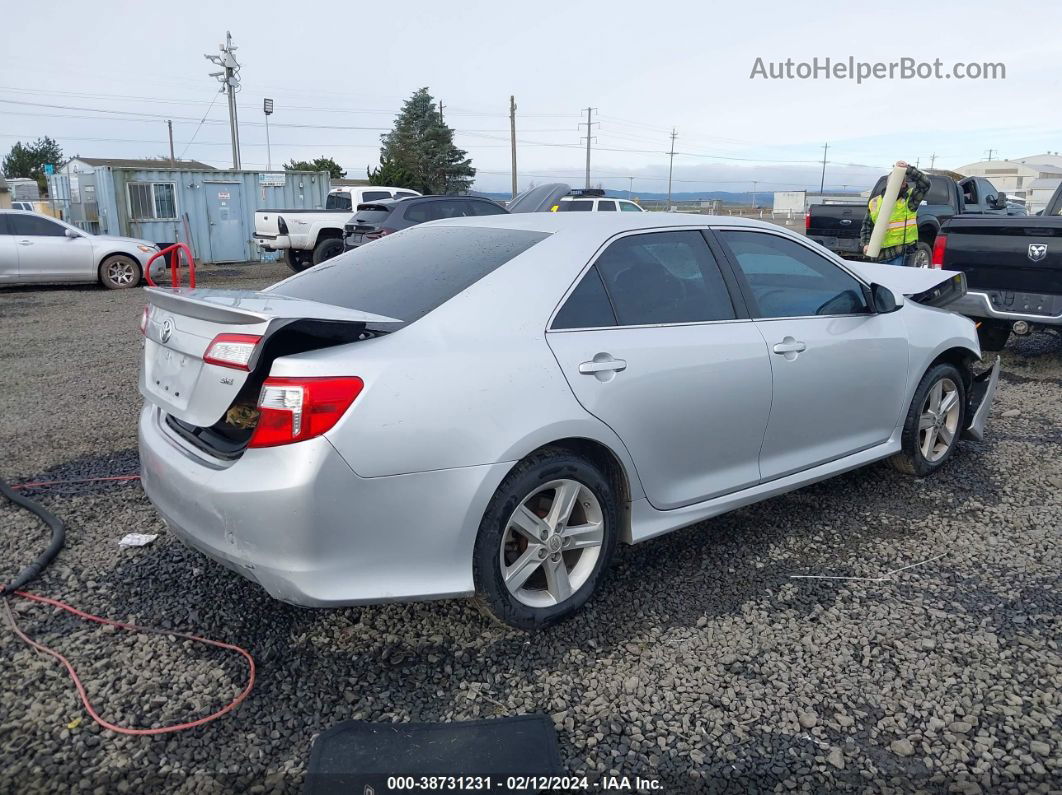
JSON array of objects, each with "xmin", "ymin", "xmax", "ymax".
[{"xmin": 1, "ymin": 265, "xmax": 1060, "ymax": 793}]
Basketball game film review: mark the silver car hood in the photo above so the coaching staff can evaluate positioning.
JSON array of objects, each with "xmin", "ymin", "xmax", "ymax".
[
  {"xmin": 93, "ymin": 234, "xmax": 156, "ymax": 247},
  {"xmin": 844, "ymin": 260, "xmax": 962, "ymax": 296}
]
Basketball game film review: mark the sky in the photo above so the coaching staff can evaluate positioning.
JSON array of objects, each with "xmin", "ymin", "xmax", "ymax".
[{"xmin": 2, "ymin": 0, "xmax": 1060, "ymax": 196}]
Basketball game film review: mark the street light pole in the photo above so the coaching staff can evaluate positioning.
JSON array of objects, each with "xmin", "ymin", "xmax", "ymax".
[{"xmin": 263, "ymin": 98, "xmax": 274, "ymax": 170}]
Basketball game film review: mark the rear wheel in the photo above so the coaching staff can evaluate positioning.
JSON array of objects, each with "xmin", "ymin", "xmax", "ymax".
[
  {"xmin": 473, "ymin": 448, "xmax": 617, "ymax": 630},
  {"xmin": 889, "ymin": 363, "xmax": 966, "ymax": 477},
  {"xmin": 977, "ymin": 321, "xmax": 1011, "ymax": 352},
  {"xmin": 284, "ymin": 250, "xmax": 313, "ymax": 273},
  {"xmin": 311, "ymin": 237, "xmax": 344, "ymax": 265},
  {"xmin": 98, "ymin": 255, "xmax": 141, "ymax": 289},
  {"xmin": 910, "ymin": 241, "xmax": 933, "ymax": 268}
]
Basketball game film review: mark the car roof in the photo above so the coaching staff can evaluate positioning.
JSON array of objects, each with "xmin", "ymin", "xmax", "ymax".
[{"xmin": 425, "ymin": 211, "xmax": 777, "ymax": 234}]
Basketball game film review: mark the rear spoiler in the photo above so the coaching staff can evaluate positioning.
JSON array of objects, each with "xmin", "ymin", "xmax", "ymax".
[{"xmin": 145, "ymin": 287, "xmax": 402, "ymax": 326}]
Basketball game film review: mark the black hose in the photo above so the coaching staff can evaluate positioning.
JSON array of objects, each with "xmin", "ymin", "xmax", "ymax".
[{"xmin": 0, "ymin": 477, "xmax": 65, "ymax": 595}]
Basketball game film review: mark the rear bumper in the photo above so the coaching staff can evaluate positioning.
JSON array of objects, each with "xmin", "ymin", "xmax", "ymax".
[
  {"xmin": 252, "ymin": 234, "xmax": 291, "ymax": 251},
  {"xmin": 961, "ymin": 356, "xmax": 1000, "ymax": 442},
  {"xmin": 950, "ymin": 290, "xmax": 1062, "ymax": 326},
  {"xmin": 138, "ymin": 405, "xmax": 510, "ymax": 606}
]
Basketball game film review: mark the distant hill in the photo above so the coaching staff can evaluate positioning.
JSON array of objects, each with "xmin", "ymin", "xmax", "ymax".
[{"xmin": 471, "ymin": 188, "xmax": 861, "ymax": 205}]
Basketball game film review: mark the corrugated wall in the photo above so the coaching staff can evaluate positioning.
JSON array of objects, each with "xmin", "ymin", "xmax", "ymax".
[{"xmin": 96, "ymin": 167, "xmax": 331, "ymax": 264}]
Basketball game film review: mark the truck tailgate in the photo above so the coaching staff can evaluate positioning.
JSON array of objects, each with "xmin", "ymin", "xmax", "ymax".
[{"xmin": 943, "ymin": 219, "xmax": 1062, "ymax": 294}]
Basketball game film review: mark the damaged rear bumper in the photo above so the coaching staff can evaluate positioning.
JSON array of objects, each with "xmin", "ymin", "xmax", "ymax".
[{"xmin": 961, "ymin": 356, "xmax": 1000, "ymax": 442}]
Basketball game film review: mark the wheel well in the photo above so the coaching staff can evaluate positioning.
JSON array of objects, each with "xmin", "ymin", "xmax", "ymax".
[
  {"xmin": 528, "ymin": 438, "xmax": 633, "ymax": 542},
  {"xmin": 918, "ymin": 225, "xmax": 937, "ymax": 245},
  {"xmin": 314, "ymin": 228, "xmax": 344, "ymax": 244},
  {"xmin": 929, "ymin": 346, "xmax": 977, "ymax": 392}
]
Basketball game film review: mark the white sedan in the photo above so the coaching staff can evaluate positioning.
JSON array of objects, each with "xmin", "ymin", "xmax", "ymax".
[{"xmin": 0, "ymin": 210, "xmax": 165, "ymax": 289}]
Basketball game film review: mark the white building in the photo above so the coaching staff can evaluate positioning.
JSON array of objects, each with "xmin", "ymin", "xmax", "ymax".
[{"xmin": 956, "ymin": 153, "xmax": 1062, "ymax": 212}]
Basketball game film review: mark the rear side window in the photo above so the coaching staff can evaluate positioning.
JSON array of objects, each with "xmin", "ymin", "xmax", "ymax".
[
  {"xmin": 924, "ymin": 178, "xmax": 952, "ymax": 206},
  {"xmin": 559, "ymin": 200, "xmax": 594, "ymax": 212},
  {"xmin": 270, "ymin": 226, "xmax": 548, "ymax": 323},
  {"xmin": 394, "ymin": 191, "xmax": 419, "ymax": 199},
  {"xmin": 552, "ymin": 266, "xmax": 617, "ymax": 329},
  {"xmin": 593, "ymin": 231, "xmax": 735, "ymax": 325},
  {"xmin": 597, "ymin": 201, "xmax": 617, "ymax": 211},
  {"xmin": 325, "ymin": 193, "xmax": 352, "ymax": 211},
  {"xmin": 468, "ymin": 200, "xmax": 508, "ymax": 216},
  {"xmin": 361, "ymin": 190, "xmax": 392, "ymax": 202}
]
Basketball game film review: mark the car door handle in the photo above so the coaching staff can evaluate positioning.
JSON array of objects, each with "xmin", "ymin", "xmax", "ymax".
[
  {"xmin": 772, "ymin": 339, "xmax": 807, "ymax": 355},
  {"xmin": 579, "ymin": 356, "xmax": 627, "ymax": 374},
  {"xmin": 17, "ymin": 239, "xmax": 33, "ymax": 246}
]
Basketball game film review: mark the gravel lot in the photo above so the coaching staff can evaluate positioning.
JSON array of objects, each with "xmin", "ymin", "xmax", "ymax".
[{"xmin": 1, "ymin": 264, "xmax": 1060, "ymax": 793}]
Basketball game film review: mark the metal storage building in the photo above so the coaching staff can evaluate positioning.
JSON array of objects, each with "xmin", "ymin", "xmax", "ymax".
[{"xmin": 55, "ymin": 166, "xmax": 331, "ymax": 264}]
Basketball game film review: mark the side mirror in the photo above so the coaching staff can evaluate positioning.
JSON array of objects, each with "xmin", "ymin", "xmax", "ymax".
[
  {"xmin": 992, "ymin": 192, "xmax": 1008, "ymax": 209},
  {"xmin": 871, "ymin": 283, "xmax": 901, "ymax": 313},
  {"xmin": 64, "ymin": 228, "xmax": 81, "ymax": 239}
]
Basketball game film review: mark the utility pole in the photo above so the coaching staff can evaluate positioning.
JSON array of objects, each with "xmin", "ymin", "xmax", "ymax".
[
  {"xmin": 263, "ymin": 98, "xmax": 274, "ymax": 170},
  {"xmin": 167, "ymin": 120, "xmax": 175, "ymax": 166},
  {"xmin": 666, "ymin": 128, "xmax": 677, "ymax": 210},
  {"xmin": 986, "ymin": 148, "xmax": 997, "ymax": 161},
  {"xmin": 205, "ymin": 31, "xmax": 242, "ymax": 169},
  {"xmin": 752, "ymin": 180, "xmax": 758, "ymax": 209},
  {"xmin": 627, "ymin": 176, "xmax": 633, "ymax": 199},
  {"xmin": 819, "ymin": 141, "xmax": 829, "ymax": 194},
  {"xmin": 509, "ymin": 95, "xmax": 517, "ymax": 199},
  {"xmin": 579, "ymin": 107, "xmax": 598, "ymax": 188},
  {"xmin": 438, "ymin": 101, "xmax": 445, "ymax": 123},
  {"xmin": 930, "ymin": 152, "xmax": 937, "ymax": 169}
]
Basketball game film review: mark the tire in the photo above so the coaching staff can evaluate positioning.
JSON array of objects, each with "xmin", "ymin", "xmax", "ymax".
[
  {"xmin": 284, "ymin": 250, "xmax": 313, "ymax": 273},
  {"xmin": 98, "ymin": 255, "xmax": 142, "ymax": 289},
  {"xmin": 910, "ymin": 241, "xmax": 933, "ymax": 268},
  {"xmin": 473, "ymin": 448, "xmax": 618, "ymax": 631},
  {"xmin": 977, "ymin": 321, "xmax": 1011, "ymax": 352},
  {"xmin": 889, "ymin": 362, "xmax": 966, "ymax": 477},
  {"xmin": 311, "ymin": 237, "xmax": 344, "ymax": 266}
]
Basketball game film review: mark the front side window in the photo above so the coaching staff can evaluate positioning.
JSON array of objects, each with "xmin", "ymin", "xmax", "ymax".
[
  {"xmin": 128, "ymin": 182, "xmax": 177, "ymax": 220},
  {"xmin": 469, "ymin": 200, "xmax": 508, "ymax": 216},
  {"xmin": 619, "ymin": 201, "xmax": 643, "ymax": 212},
  {"xmin": 8, "ymin": 214, "xmax": 66, "ymax": 236},
  {"xmin": 593, "ymin": 231, "xmax": 735, "ymax": 326},
  {"xmin": 718, "ymin": 230, "xmax": 869, "ymax": 318}
]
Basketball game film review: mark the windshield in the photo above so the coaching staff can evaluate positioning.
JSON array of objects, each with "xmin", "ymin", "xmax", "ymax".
[
  {"xmin": 269, "ymin": 226, "xmax": 549, "ymax": 323},
  {"xmin": 325, "ymin": 192, "xmax": 352, "ymax": 211}
]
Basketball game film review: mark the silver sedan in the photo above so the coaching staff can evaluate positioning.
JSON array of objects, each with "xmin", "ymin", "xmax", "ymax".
[
  {"xmin": 0, "ymin": 210, "xmax": 165, "ymax": 288},
  {"xmin": 137, "ymin": 213, "xmax": 998, "ymax": 629}
]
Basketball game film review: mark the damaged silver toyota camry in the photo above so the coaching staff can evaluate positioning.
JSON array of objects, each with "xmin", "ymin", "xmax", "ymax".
[{"xmin": 138, "ymin": 214, "xmax": 998, "ymax": 629}]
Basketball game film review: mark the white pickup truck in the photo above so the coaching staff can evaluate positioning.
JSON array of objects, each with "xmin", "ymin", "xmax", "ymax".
[{"xmin": 253, "ymin": 185, "xmax": 420, "ymax": 271}]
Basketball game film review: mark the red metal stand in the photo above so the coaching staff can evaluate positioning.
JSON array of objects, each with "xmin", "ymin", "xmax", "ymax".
[{"xmin": 144, "ymin": 242, "xmax": 197, "ymax": 288}]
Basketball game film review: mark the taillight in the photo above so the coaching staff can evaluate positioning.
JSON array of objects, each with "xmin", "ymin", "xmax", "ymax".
[
  {"xmin": 804, "ymin": 212, "xmax": 811, "ymax": 231},
  {"xmin": 364, "ymin": 227, "xmax": 397, "ymax": 241},
  {"xmin": 203, "ymin": 333, "xmax": 262, "ymax": 370},
  {"xmin": 140, "ymin": 305, "xmax": 150, "ymax": 336},
  {"xmin": 277, "ymin": 216, "xmax": 289, "ymax": 235},
  {"xmin": 931, "ymin": 234, "xmax": 947, "ymax": 268},
  {"xmin": 248, "ymin": 376, "xmax": 364, "ymax": 448}
]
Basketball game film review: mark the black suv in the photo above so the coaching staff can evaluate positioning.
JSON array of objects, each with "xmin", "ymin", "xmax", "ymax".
[{"xmin": 343, "ymin": 195, "xmax": 508, "ymax": 250}]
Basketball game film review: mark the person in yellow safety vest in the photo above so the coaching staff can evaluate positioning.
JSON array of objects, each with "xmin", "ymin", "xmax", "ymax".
[{"xmin": 859, "ymin": 160, "xmax": 932, "ymax": 266}]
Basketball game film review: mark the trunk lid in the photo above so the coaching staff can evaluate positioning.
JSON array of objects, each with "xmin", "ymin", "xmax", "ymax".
[{"xmin": 140, "ymin": 287, "xmax": 399, "ymax": 427}]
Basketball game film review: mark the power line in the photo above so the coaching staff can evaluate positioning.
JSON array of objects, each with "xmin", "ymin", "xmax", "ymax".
[{"xmin": 178, "ymin": 90, "xmax": 221, "ymax": 159}]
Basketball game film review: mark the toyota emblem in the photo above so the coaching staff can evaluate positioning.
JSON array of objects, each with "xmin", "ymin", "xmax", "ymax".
[{"xmin": 160, "ymin": 318, "xmax": 174, "ymax": 343}]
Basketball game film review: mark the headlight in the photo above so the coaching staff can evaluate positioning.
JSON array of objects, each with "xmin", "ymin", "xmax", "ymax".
[{"xmin": 137, "ymin": 244, "xmax": 158, "ymax": 254}]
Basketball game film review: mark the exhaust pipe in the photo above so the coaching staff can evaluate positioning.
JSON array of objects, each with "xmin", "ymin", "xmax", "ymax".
[{"xmin": 1012, "ymin": 320, "xmax": 1032, "ymax": 336}]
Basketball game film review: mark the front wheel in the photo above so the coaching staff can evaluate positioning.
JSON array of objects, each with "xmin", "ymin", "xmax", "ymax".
[
  {"xmin": 473, "ymin": 448, "xmax": 617, "ymax": 630},
  {"xmin": 99, "ymin": 255, "xmax": 142, "ymax": 289},
  {"xmin": 889, "ymin": 362, "xmax": 966, "ymax": 477}
]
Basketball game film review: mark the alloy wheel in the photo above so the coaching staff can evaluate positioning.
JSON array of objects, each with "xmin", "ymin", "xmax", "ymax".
[
  {"xmin": 107, "ymin": 260, "xmax": 136, "ymax": 286},
  {"xmin": 919, "ymin": 377, "xmax": 960, "ymax": 462},
  {"xmin": 500, "ymin": 479, "xmax": 604, "ymax": 608},
  {"xmin": 911, "ymin": 248, "xmax": 931, "ymax": 268}
]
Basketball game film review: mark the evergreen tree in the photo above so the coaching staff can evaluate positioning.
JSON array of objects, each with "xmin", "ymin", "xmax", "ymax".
[
  {"xmin": 366, "ymin": 155, "xmax": 414, "ymax": 188},
  {"xmin": 284, "ymin": 156, "xmax": 345, "ymax": 179},
  {"xmin": 378, "ymin": 88, "xmax": 475, "ymax": 194},
  {"xmin": 3, "ymin": 137, "xmax": 64, "ymax": 194}
]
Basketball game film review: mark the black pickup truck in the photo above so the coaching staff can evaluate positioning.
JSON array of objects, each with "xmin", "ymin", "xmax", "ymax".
[
  {"xmin": 806, "ymin": 174, "xmax": 1020, "ymax": 266},
  {"xmin": 934, "ymin": 182, "xmax": 1062, "ymax": 350}
]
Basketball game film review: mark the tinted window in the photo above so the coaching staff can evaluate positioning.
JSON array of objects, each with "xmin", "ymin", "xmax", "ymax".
[
  {"xmin": 594, "ymin": 231, "xmax": 735, "ymax": 325},
  {"xmin": 361, "ymin": 190, "xmax": 392, "ymax": 202},
  {"xmin": 8, "ymin": 214, "xmax": 66, "ymax": 236},
  {"xmin": 402, "ymin": 200, "xmax": 474, "ymax": 223},
  {"xmin": 468, "ymin": 200, "xmax": 507, "ymax": 216},
  {"xmin": 270, "ymin": 226, "xmax": 548, "ymax": 323},
  {"xmin": 325, "ymin": 193, "xmax": 352, "ymax": 211},
  {"xmin": 552, "ymin": 266, "xmax": 617, "ymax": 329},
  {"xmin": 597, "ymin": 201, "xmax": 617, "ymax": 211},
  {"xmin": 352, "ymin": 208, "xmax": 392, "ymax": 225},
  {"xmin": 718, "ymin": 231, "xmax": 869, "ymax": 318},
  {"xmin": 0, "ymin": 214, "xmax": 8, "ymax": 234},
  {"xmin": 924, "ymin": 177, "xmax": 952, "ymax": 206},
  {"xmin": 559, "ymin": 200, "xmax": 594, "ymax": 212},
  {"xmin": 394, "ymin": 191, "xmax": 419, "ymax": 199},
  {"xmin": 619, "ymin": 201, "xmax": 642, "ymax": 212}
]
